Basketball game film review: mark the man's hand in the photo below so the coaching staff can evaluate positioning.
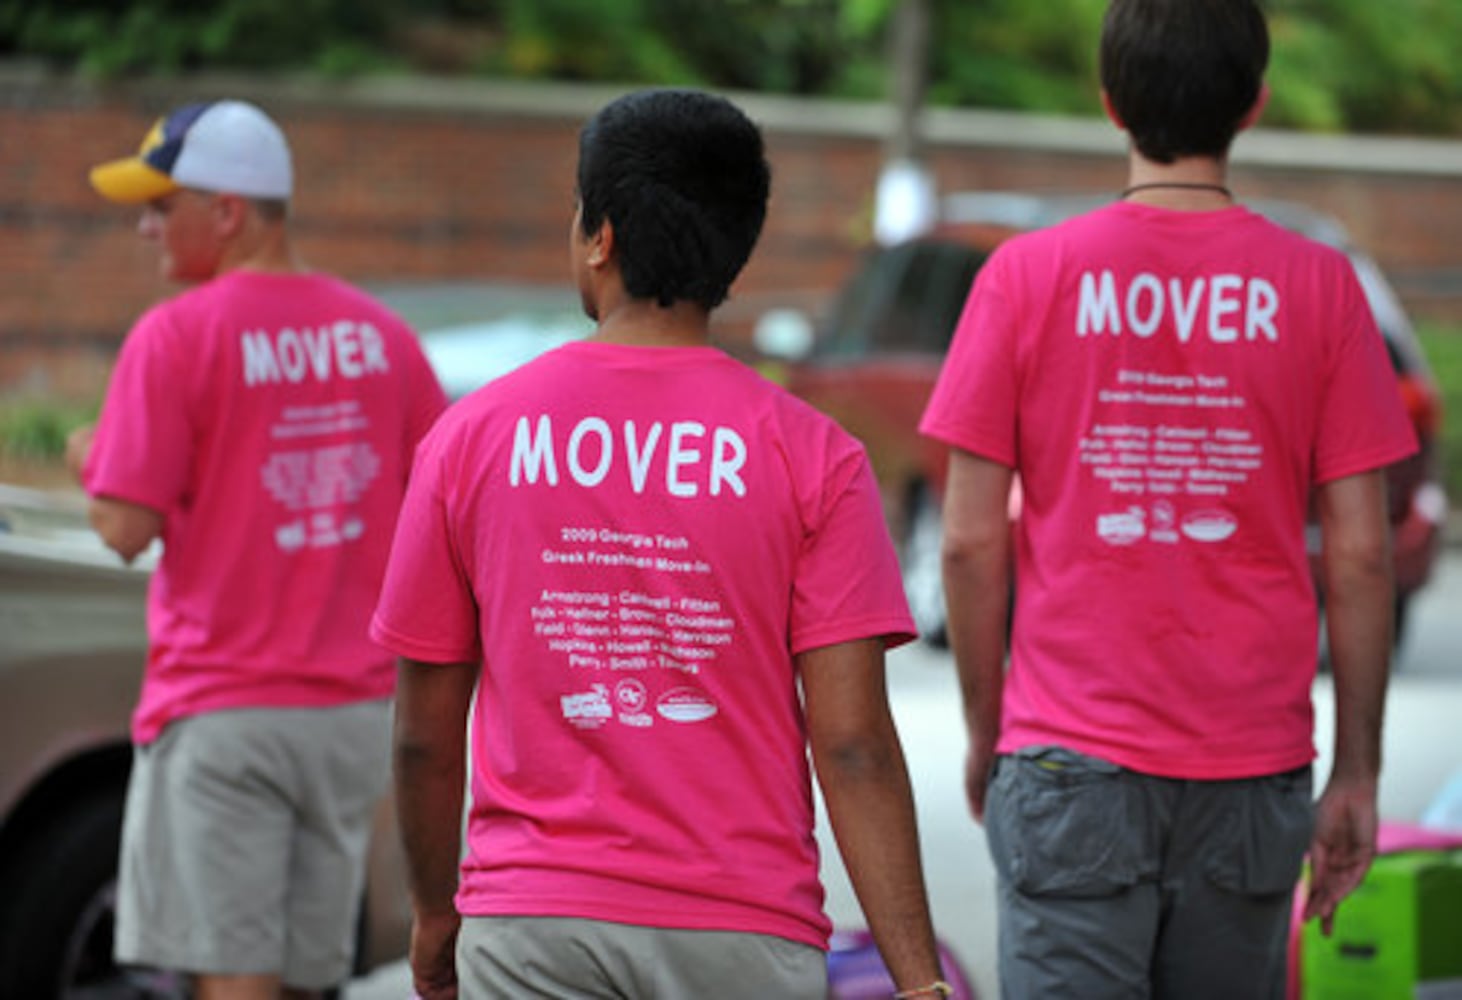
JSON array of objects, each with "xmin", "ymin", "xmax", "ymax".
[
  {"xmin": 964, "ymin": 733, "xmax": 998, "ymax": 823},
  {"xmin": 409, "ymin": 909, "xmax": 461, "ymax": 1000},
  {"xmin": 65, "ymin": 423, "xmax": 95, "ymax": 484},
  {"xmin": 1303, "ymin": 776, "xmax": 1378, "ymax": 935}
]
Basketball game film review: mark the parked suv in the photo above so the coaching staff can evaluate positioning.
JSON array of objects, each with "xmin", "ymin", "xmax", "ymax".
[
  {"xmin": 0, "ymin": 484, "xmax": 414, "ymax": 997},
  {"xmin": 757, "ymin": 192, "xmax": 1448, "ymax": 646},
  {"xmin": 0, "ymin": 283, "xmax": 594, "ymax": 997}
]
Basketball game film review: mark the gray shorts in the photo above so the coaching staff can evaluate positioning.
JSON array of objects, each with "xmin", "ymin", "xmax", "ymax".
[
  {"xmin": 457, "ymin": 915, "xmax": 828, "ymax": 999},
  {"xmin": 985, "ymin": 745, "xmax": 1313, "ymax": 1000},
  {"xmin": 114, "ymin": 700, "xmax": 390, "ymax": 988}
]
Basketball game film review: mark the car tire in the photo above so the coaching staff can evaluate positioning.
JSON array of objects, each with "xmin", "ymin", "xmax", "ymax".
[
  {"xmin": 0, "ymin": 786, "xmax": 185, "ymax": 999},
  {"xmin": 901, "ymin": 488, "xmax": 949, "ymax": 648}
]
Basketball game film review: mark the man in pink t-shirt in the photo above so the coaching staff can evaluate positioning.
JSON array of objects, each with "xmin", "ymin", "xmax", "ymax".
[
  {"xmin": 920, "ymin": 3, "xmax": 1416, "ymax": 998},
  {"xmin": 373, "ymin": 89, "xmax": 954, "ymax": 1000},
  {"xmin": 69, "ymin": 100, "xmax": 446, "ymax": 997}
]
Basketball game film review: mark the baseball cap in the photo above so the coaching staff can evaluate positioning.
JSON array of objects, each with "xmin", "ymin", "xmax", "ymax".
[{"xmin": 89, "ymin": 100, "xmax": 293, "ymax": 204}]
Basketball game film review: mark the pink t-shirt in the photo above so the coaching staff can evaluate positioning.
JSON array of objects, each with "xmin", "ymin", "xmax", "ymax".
[
  {"xmin": 920, "ymin": 202, "xmax": 1417, "ymax": 779},
  {"xmin": 371, "ymin": 340, "xmax": 914, "ymax": 949},
  {"xmin": 85, "ymin": 271, "xmax": 447, "ymax": 743}
]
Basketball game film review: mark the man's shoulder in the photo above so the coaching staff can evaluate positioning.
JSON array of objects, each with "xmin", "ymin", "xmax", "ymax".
[{"xmin": 978, "ymin": 204, "xmax": 1118, "ymax": 272}]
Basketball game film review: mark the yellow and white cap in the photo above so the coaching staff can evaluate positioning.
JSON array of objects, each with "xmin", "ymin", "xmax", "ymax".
[{"xmin": 89, "ymin": 100, "xmax": 293, "ymax": 204}]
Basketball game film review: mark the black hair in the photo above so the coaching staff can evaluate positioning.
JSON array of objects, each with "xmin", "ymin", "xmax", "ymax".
[
  {"xmin": 577, "ymin": 88, "xmax": 771, "ymax": 310},
  {"xmin": 1100, "ymin": 0, "xmax": 1269, "ymax": 163}
]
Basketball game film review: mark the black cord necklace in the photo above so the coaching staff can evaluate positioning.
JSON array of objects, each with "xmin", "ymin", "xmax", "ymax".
[{"xmin": 1121, "ymin": 181, "xmax": 1233, "ymax": 199}]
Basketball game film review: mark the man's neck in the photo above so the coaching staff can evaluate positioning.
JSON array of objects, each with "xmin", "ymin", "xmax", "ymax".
[
  {"xmin": 1122, "ymin": 154, "xmax": 1233, "ymax": 210},
  {"xmin": 591, "ymin": 298, "xmax": 712, "ymax": 348},
  {"xmin": 218, "ymin": 224, "xmax": 306, "ymax": 275}
]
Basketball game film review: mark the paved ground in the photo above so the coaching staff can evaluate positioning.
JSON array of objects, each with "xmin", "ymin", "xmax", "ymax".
[{"xmin": 349, "ymin": 551, "xmax": 1462, "ymax": 1000}]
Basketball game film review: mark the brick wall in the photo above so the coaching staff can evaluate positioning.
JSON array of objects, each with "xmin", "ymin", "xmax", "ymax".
[{"xmin": 2, "ymin": 69, "xmax": 1459, "ymax": 399}]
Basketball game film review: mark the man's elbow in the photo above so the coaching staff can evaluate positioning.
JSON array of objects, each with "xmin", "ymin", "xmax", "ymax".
[
  {"xmin": 1324, "ymin": 541, "xmax": 1393, "ymax": 601},
  {"xmin": 814, "ymin": 731, "xmax": 901, "ymax": 786},
  {"xmin": 941, "ymin": 522, "xmax": 1010, "ymax": 582},
  {"xmin": 1322, "ymin": 523, "xmax": 1393, "ymax": 589},
  {"xmin": 392, "ymin": 732, "xmax": 461, "ymax": 785},
  {"xmin": 89, "ymin": 510, "xmax": 155, "ymax": 563}
]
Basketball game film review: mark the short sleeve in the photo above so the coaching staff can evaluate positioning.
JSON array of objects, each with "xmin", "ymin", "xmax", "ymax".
[
  {"xmin": 1313, "ymin": 267, "xmax": 1418, "ymax": 484},
  {"xmin": 918, "ymin": 249, "xmax": 1019, "ymax": 466},
  {"xmin": 399, "ymin": 331, "xmax": 450, "ymax": 471},
  {"xmin": 370, "ymin": 428, "xmax": 483, "ymax": 664},
  {"xmin": 789, "ymin": 450, "xmax": 916, "ymax": 654},
  {"xmin": 84, "ymin": 309, "xmax": 193, "ymax": 513}
]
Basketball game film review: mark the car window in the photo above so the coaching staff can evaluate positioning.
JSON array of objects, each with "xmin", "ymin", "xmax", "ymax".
[
  {"xmin": 922, "ymin": 244, "xmax": 984, "ymax": 352},
  {"xmin": 819, "ymin": 240, "xmax": 986, "ymax": 359},
  {"xmin": 821, "ymin": 244, "xmax": 917, "ymax": 357}
]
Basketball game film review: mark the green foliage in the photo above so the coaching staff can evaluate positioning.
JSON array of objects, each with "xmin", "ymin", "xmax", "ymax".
[
  {"xmin": 639, "ymin": 0, "xmax": 873, "ymax": 96},
  {"xmin": 0, "ymin": 400, "xmax": 95, "ymax": 462},
  {"xmin": 1266, "ymin": 0, "xmax": 1462, "ymax": 134},
  {"xmin": 0, "ymin": 0, "xmax": 1457, "ymax": 135},
  {"xmin": 927, "ymin": 0, "xmax": 1105, "ymax": 115},
  {"xmin": 0, "ymin": 0, "xmax": 400, "ymax": 76},
  {"xmin": 484, "ymin": 0, "xmax": 695, "ymax": 84}
]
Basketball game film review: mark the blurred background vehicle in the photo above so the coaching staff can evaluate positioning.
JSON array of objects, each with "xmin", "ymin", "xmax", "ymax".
[
  {"xmin": 0, "ymin": 284, "xmax": 592, "ymax": 998},
  {"xmin": 0, "ymin": 490, "xmax": 411, "ymax": 1000},
  {"xmin": 372, "ymin": 282, "xmax": 594, "ymax": 400},
  {"xmin": 756, "ymin": 191, "xmax": 1449, "ymax": 647}
]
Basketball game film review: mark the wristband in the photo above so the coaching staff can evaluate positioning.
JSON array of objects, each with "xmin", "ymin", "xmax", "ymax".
[{"xmin": 893, "ymin": 982, "xmax": 955, "ymax": 999}]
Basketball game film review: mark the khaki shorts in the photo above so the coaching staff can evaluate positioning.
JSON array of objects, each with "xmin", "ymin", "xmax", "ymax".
[
  {"xmin": 457, "ymin": 915, "xmax": 828, "ymax": 999},
  {"xmin": 114, "ymin": 700, "xmax": 390, "ymax": 989}
]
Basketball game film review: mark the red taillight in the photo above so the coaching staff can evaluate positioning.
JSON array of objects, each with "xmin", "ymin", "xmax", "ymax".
[{"xmin": 1396, "ymin": 374, "xmax": 1442, "ymax": 441}]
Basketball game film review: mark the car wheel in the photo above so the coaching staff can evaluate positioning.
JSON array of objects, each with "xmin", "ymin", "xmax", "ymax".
[
  {"xmin": 0, "ymin": 787, "xmax": 186, "ymax": 999},
  {"xmin": 901, "ymin": 488, "xmax": 949, "ymax": 648}
]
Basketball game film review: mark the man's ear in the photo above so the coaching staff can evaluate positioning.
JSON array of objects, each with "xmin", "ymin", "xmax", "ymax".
[
  {"xmin": 1237, "ymin": 83, "xmax": 1271, "ymax": 132},
  {"xmin": 211, "ymin": 193, "xmax": 250, "ymax": 238},
  {"xmin": 586, "ymin": 218, "xmax": 615, "ymax": 268}
]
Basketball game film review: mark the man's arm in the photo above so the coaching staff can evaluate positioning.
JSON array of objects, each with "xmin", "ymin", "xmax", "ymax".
[
  {"xmin": 88, "ymin": 497, "xmax": 163, "ymax": 564},
  {"xmin": 939, "ymin": 449, "xmax": 1014, "ymax": 822},
  {"xmin": 66, "ymin": 422, "xmax": 164, "ymax": 564},
  {"xmin": 800, "ymin": 638, "xmax": 947, "ymax": 995},
  {"xmin": 1305, "ymin": 469, "xmax": 1393, "ymax": 934},
  {"xmin": 394, "ymin": 656, "xmax": 478, "ymax": 1000}
]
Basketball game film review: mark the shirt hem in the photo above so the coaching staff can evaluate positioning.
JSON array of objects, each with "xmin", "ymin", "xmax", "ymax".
[
  {"xmin": 999, "ymin": 734, "xmax": 1317, "ymax": 781},
  {"xmin": 454, "ymin": 897, "xmax": 829, "ymax": 951},
  {"xmin": 1315, "ymin": 440, "xmax": 1420, "ymax": 486},
  {"xmin": 369, "ymin": 613, "xmax": 480, "ymax": 665},
  {"xmin": 792, "ymin": 615, "xmax": 918, "ymax": 656},
  {"xmin": 916, "ymin": 421, "xmax": 1016, "ymax": 468}
]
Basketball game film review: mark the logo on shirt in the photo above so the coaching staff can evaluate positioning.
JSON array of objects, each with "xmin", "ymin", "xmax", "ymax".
[
  {"xmin": 615, "ymin": 679, "xmax": 654, "ymax": 728},
  {"xmin": 1181, "ymin": 509, "xmax": 1238, "ymax": 542},
  {"xmin": 561, "ymin": 685, "xmax": 613, "ymax": 729},
  {"xmin": 656, "ymin": 687, "xmax": 718, "ymax": 724},
  {"xmin": 1149, "ymin": 501, "xmax": 1179, "ymax": 545},
  {"xmin": 1096, "ymin": 507, "xmax": 1146, "ymax": 545}
]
